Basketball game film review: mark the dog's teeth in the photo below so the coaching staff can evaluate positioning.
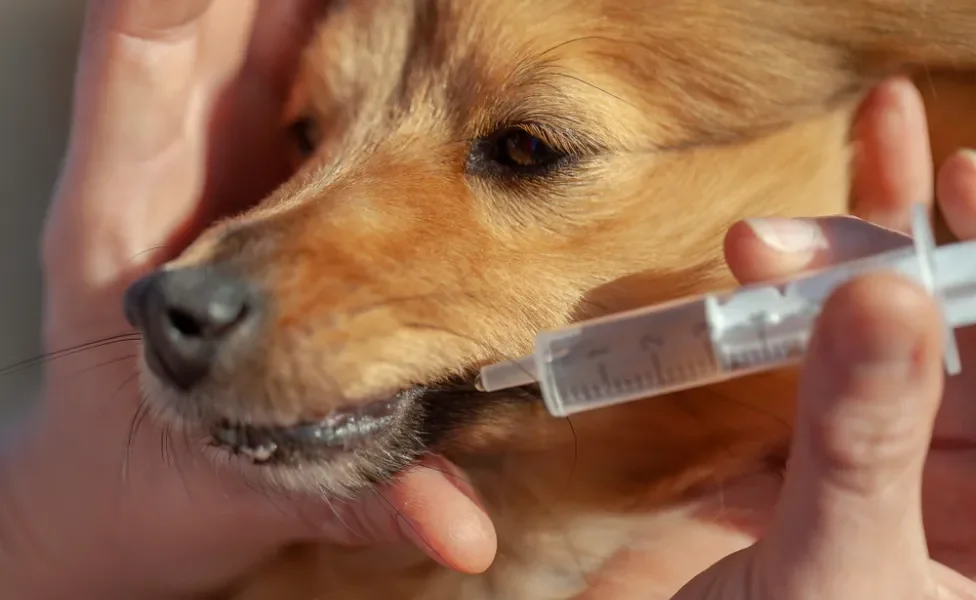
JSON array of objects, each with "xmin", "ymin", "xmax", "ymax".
[{"xmin": 240, "ymin": 442, "xmax": 278, "ymax": 463}]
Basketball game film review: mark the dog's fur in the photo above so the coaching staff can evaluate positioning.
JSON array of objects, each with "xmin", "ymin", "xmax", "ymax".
[{"xmin": 134, "ymin": 1, "xmax": 976, "ymax": 598}]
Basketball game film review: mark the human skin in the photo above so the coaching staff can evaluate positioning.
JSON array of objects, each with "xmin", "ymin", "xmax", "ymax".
[
  {"xmin": 2, "ymin": 2, "xmax": 494, "ymax": 598},
  {"xmin": 673, "ymin": 80, "xmax": 976, "ymax": 599},
  {"xmin": 1, "ymin": 0, "xmax": 974, "ymax": 598}
]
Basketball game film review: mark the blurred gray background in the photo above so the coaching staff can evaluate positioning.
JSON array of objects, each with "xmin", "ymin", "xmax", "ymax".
[{"xmin": 0, "ymin": 0, "xmax": 87, "ymax": 425}]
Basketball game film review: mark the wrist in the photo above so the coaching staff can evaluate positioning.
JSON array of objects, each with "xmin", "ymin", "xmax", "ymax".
[
  {"xmin": 0, "ymin": 436, "xmax": 37, "ymax": 598},
  {"xmin": 0, "ymin": 418, "xmax": 84, "ymax": 599},
  {"xmin": 0, "ymin": 409, "xmax": 183, "ymax": 600},
  {"xmin": 7, "ymin": 376, "xmax": 290, "ymax": 600}
]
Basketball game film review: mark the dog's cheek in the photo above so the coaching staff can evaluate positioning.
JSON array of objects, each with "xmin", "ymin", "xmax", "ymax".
[{"xmin": 418, "ymin": 389, "xmax": 558, "ymax": 457}]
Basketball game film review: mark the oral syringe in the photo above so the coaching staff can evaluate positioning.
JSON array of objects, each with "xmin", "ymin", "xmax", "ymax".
[{"xmin": 476, "ymin": 205, "xmax": 976, "ymax": 418}]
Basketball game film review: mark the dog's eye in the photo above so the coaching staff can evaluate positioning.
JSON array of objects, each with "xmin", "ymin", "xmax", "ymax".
[
  {"xmin": 496, "ymin": 129, "xmax": 564, "ymax": 170},
  {"xmin": 468, "ymin": 126, "xmax": 570, "ymax": 178},
  {"xmin": 288, "ymin": 116, "xmax": 321, "ymax": 158}
]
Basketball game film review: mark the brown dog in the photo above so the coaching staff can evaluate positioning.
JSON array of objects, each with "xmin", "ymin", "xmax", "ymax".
[{"xmin": 120, "ymin": 1, "xmax": 976, "ymax": 598}]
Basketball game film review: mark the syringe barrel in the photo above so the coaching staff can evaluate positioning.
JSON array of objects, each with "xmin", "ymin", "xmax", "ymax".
[
  {"xmin": 533, "ymin": 294, "xmax": 725, "ymax": 417},
  {"xmin": 479, "ymin": 205, "xmax": 974, "ymax": 418}
]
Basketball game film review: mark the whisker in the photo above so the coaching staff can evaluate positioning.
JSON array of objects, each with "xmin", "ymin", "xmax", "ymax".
[
  {"xmin": 111, "ymin": 368, "xmax": 141, "ymax": 404},
  {"xmin": 557, "ymin": 416, "xmax": 592, "ymax": 587},
  {"xmin": 122, "ymin": 394, "xmax": 153, "ymax": 486},
  {"xmin": 166, "ymin": 425, "xmax": 196, "ymax": 501},
  {"xmin": 548, "ymin": 72, "xmax": 639, "ymax": 110},
  {"xmin": 160, "ymin": 426, "xmax": 172, "ymax": 468},
  {"xmin": 0, "ymin": 332, "xmax": 141, "ymax": 378},
  {"xmin": 128, "ymin": 245, "xmax": 173, "ymax": 263},
  {"xmin": 561, "ymin": 416, "xmax": 579, "ymax": 490},
  {"xmin": 703, "ymin": 391, "xmax": 793, "ymax": 434},
  {"xmin": 321, "ymin": 493, "xmax": 361, "ymax": 542},
  {"xmin": 243, "ymin": 475, "xmax": 312, "ymax": 528},
  {"xmin": 56, "ymin": 354, "xmax": 139, "ymax": 384},
  {"xmin": 369, "ymin": 486, "xmax": 443, "ymax": 562},
  {"xmin": 534, "ymin": 35, "xmax": 606, "ymax": 62},
  {"xmin": 410, "ymin": 460, "xmax": 467, "ymax": 483}
]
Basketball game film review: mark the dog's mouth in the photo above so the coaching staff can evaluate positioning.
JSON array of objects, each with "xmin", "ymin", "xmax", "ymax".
[{"xmin": 208, "ymin": 388, "xmax": 423, "ymax": 465}]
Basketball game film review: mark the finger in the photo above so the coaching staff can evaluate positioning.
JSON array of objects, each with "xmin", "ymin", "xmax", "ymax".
[
  {"xmin": 245, "ymin": 0, "xmax": 327, "ymax": 95},
  {"xmin": 45, "ymin": 0, "xmax": 259, "ymax": 301},
  {"xmin": 850, "ymin": 77, "xmax": 934, "ymax": 233},
  {"xmin": 759, "ymin": 274, "xmax": 944, "ymax": 598},
  {"xmin": 377, "ymin": 457, "xmax": 498, "ymax": 573},
  {"xmin": 312, "ymin": 456, "xmax": 497, "ymax": 574},
  {"xmin": 724, "ymin": 215, "xmax": 911, "ymax": 284},
  {"xmin": 936, "ymin": 149, "xmax": 976, "ymax": 240},
  {"xmin": 191, "ymin": 0, "xmax": 326, "ymax": 230},
  {"xmin": 69, "ymin": 0, "xmax": 235, "ymax": 163},
  {"xmin": 109, "ymin": 0, "xmax": 214, "ymax": 35}
]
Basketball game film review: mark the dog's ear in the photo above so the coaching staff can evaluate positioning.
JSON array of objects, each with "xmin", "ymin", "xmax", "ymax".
[
  {"xmin": 815, "ymin": 0, "xmax": 976, "ymax": 74},
  {"xmin": 579, "ymin": 0, "xmax": 976, "ymax": 146}
]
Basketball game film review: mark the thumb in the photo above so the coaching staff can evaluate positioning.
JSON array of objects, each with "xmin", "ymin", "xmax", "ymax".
[{"xmin": 758, "ymin": 273, "xmax": 944, "ymax": 598}]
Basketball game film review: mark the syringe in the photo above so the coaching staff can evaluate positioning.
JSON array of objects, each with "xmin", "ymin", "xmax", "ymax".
[{"xmin": 477, "ymin": 205, "xmax": 976, "ymax": 418}]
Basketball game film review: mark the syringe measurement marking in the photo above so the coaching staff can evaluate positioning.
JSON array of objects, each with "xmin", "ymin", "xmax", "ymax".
[
  {"xmin": 559, "ymin": 322, "xmax": 807, "ymax": 405},
  {"xmin": 593, "ymin": 362, "xmax": 644, "ymax": 398},
  {"xmin": 517, "ymin": 209, "xmax": 973, "ymax": 412},
  {"xmin": 561, "ymin": 352, "xmax": 720, "ymax": 404},
  {"xmin": 639, "ymin": 334, "xmax": 667, "ymax": 385},
  {"xmin": 558, "ymin": 308, "xmax": 721, "ymax": 405},
  {"xmin": 722, "ymin": 333, "xmax": 809, "ymax": 370},
  {"xmin": 693, "ymin": 319, "xmax": 717, "ymax": 370}
]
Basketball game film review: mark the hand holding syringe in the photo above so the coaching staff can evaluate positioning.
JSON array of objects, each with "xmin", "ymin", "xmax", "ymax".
[{"xmin": 477, "ymin": 205, "xmax": 976, "ymax": 417}]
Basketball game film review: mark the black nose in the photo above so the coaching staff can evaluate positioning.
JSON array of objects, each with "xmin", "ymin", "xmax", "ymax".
[{"xmin": 123, "ymin": 266, "xmax": 259, "ymax": 391}]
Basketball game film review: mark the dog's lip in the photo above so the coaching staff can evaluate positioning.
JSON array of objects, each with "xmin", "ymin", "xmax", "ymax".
[{"xmin": 207, "ymin": 389, "xmax": 416, "ymax": 463}]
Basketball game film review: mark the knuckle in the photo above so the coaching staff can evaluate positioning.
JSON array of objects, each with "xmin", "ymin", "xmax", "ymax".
[{"xmin": 811, "ymin": 397, "xmax": 926, "ymax": 491}]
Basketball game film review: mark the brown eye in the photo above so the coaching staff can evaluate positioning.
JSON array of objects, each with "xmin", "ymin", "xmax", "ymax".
[
  {"xmin": 495, "ymin": 128, "xmax": 564, "ymax": 170},
  {"xmin": 288, "ymin": 116, "xmax": 321, "ymax": 158},
  {"xmin": 465, "ymin": 125, "xmax": 573, "ymax": 179}
]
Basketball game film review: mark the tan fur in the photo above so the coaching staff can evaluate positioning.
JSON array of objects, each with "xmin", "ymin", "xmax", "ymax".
[{"xmin": 137, "ymin": 1, "xmax": 976, "ymax": 598}]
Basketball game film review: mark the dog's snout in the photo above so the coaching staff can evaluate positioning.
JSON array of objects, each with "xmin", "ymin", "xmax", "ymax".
[{"xmin": 124, "ymin": 266, "xmax": 261, "ymax": 391}]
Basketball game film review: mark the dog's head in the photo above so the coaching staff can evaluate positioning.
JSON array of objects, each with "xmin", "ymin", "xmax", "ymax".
[{"xmin": 123, "ymin": 0, "xmax": 968, "ymax": 495}]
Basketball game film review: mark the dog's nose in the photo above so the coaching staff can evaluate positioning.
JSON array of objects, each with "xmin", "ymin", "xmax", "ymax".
[{"xmin": 123, "ymin": 267, "xmax": 259, "ymax": 391}]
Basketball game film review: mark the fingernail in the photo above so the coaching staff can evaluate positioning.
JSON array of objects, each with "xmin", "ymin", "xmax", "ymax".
[
  {"xmin": 746, "ymin": 218, "xmax": 828, "ymax": 253},
  {"xmin": 878, "ymin": 86, "xmax": 908, "ymax": 143},
  {"xmin": 960, "ymin": 148, "xmax": 976, "ymax": 166}
]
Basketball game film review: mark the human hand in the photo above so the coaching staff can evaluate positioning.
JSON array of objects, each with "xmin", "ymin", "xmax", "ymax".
[
  {"xmin": 673, "ymin": 78, "xmax": 976, "ymax": 598},
  {"xmin": 2, "ymin": 2, "xmax": 494, "ymax": 598}
]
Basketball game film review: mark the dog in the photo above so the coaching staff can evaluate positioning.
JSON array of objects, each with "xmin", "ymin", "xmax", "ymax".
[{"xmin": 120, "ymin": 1, "xmax": 976, "ymax": 598}]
